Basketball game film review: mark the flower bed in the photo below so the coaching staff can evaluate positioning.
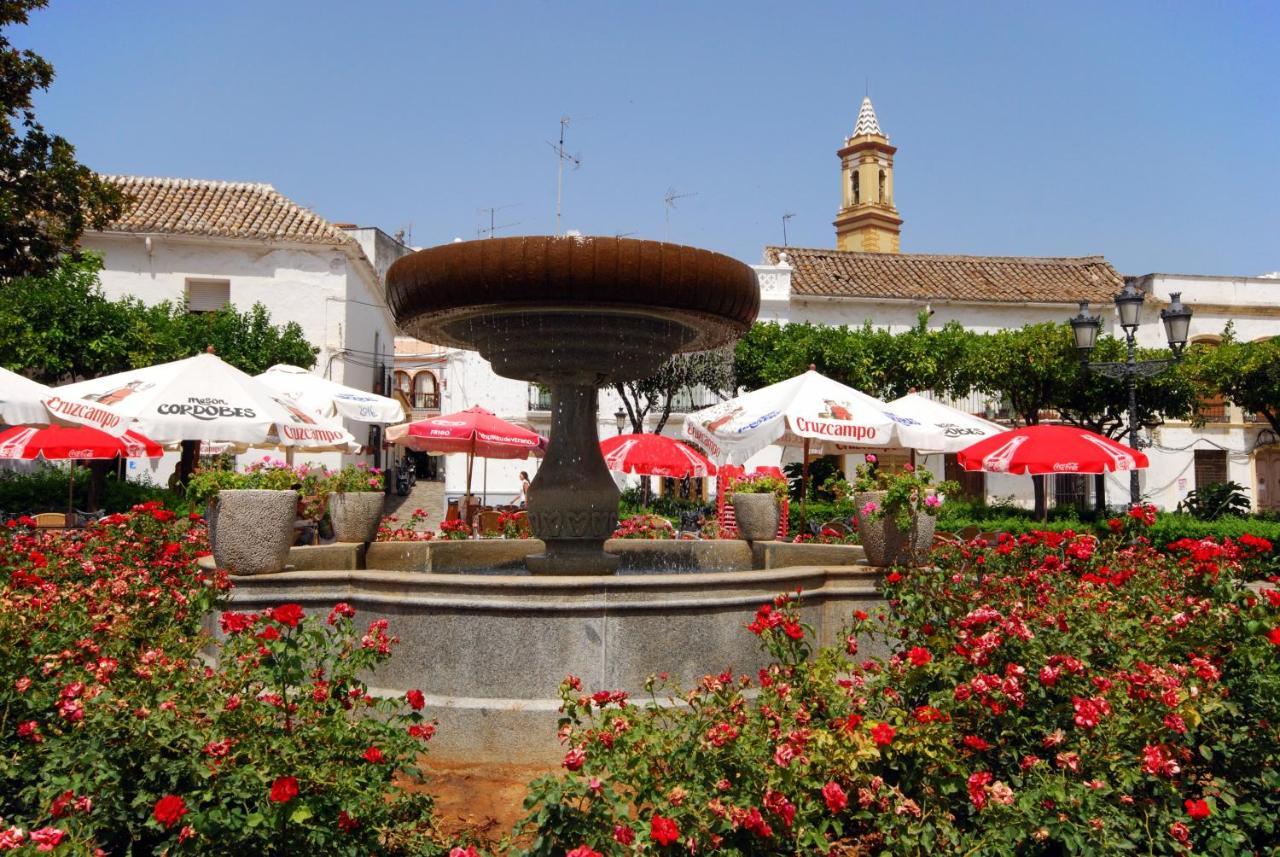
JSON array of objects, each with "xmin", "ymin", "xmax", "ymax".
[
  {"xmin": 0, "ymin": 504, "xmax": 453, "ymax": 854},
  {"xmin": 612, "ymin": 514, "xmax": 676, "ymax": 540},
  {"xmin": 377, "ymin": 508, "xmax": 437, "ymax": 542},
  {"xmin": 519, "ymin": 511, "xmax": 1280, "ymax": 855}
]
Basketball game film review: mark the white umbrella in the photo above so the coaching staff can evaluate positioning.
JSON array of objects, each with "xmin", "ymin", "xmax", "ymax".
[
  {"xmin": 684, "ymin": 369, "xmax": 901, "ymax": 465},
  {"xmin": 52, "ymin": 353, "xmax": 357, "ymax": 448},
  {"xmin": 884, "ymin": 393, "xmax": 1006, "ymax": 454},
  {"xmin": 256, "ymin": 364, "xmax": 406, "ymax": 424},
  {"xmin": 0, "ymin": 366, "xmax": 128, "ymax": 436},
  {"xmin": 0, "ymin": 367, "xmax": 54, "ymax": 426}
]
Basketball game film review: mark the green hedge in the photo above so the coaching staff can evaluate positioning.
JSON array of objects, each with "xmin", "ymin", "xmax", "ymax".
[{"xmin": 0, "ymin": 466, "xmax": 186, "ymax": 515}]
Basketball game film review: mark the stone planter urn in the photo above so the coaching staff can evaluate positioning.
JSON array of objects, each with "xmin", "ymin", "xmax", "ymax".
[
  {"xmin": 731, "ymin": 493, "xmax": 780, "ymax": 542},
  {"xmin": 328, "ymin": 491, "xmax": 385, "ymax": 543},
  {"xmin": 208, "ymin": 489, "xmax": 297, "ymax": 575},
  {"xmin": 854, "ymin": 490, "xmax": 936, "ymax": 567}
]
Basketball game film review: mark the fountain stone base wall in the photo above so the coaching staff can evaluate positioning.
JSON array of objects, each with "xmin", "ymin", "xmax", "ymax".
[{"xmin": 211, "ymin": 564, "xmax": 886, "ymax": 764}]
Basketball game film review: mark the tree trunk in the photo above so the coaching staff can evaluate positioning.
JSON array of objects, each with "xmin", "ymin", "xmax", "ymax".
[
  {"xmin": 86, "ymin": 460, "xmax": 111, "ymax": 512},
  {"xmin": 1093, "ymin": 473, "xmax": 1106, "ymax": 515},
  {"xmin": 176, "ymin": 440, "xmax": 200, "ymax": 488},
  {"xmin": 1032, "ymin": 475, "xmax": 1047, "ymax": 521}
]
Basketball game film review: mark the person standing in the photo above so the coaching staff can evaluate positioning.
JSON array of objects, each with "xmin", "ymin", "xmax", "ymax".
[{"xmin": 518, "ymin": 471, "xmax": 531, "ymax": 507}]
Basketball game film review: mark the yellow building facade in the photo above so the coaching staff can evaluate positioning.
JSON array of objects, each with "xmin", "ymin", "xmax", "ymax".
[{"xmin": 833, "ymin": 97, "xmax": 902, "ymax": 253}]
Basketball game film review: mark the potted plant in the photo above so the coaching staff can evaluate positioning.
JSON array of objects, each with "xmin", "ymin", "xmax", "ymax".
[
  {"xmin": 730, "ymin": 474, "xmax": 787, "ymax": 542},
  {"xmin": 187, "ymin": 458, "xmax": 299, "ymax": 575},
  {"xmin": 852, "ymin": 454, "xmax": 957, "ymax": 567},
  {"xmin": 325, "ymin": 463, "xmax": 386, "ymax": 543}
]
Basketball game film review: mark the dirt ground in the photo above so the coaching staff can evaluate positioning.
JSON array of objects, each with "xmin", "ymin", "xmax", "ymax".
[{"xmin": 409, "ymin": 758, "xmax": 557, "ymax": 847}]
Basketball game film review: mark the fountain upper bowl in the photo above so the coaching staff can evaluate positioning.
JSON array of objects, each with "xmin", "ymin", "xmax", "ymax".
[{"xmin": 386, "ymin": 236, "xmax": 760, "ymax": 382}]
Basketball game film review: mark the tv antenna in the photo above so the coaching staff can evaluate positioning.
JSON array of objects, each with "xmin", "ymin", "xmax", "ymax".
[
  {"xmin": 477, "ymin": 203, "xmax": 520, "ymax": 239},
  {"xmin": 547, "ymin": 116, "xmax": 581, "ymax": 236},
  {"xmin": 781, "ymin": 212, "xmax": 795, "ymax": 246},
  {"xmin": 663, "ymin": 187, "xmax": 697, "ymax": 241}
]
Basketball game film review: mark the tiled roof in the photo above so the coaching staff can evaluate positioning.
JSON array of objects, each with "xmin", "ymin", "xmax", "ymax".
[
  {"xmin": 763, "ymin": 246, "xmax": 1123, "ymax": 305},
  {"xmin": 97, "ymin": 175, "xmax": 354, "ymax": 245},
  {"xmin": 852, "ymin": 96, "xmax": 883, "ymax": 138}
]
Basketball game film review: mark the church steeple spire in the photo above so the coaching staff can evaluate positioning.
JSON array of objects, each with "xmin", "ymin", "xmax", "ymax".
[
  {"xmin": 852, "ymin": 96, "xmax": 883, "ymax": 138},
  {"xmin": 834, "ymin": 97, "xmax": 902, "ymax": 253}
]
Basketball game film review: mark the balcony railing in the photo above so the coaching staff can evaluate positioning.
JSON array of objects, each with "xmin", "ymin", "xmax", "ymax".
[
  {"xmin": 528, "ymin": 386, "xmax": 552, "ymax": 412},
  {"xmin": 1196, "ymin": 400, "xmax": 1228, "ymax": 422},
  {"xmin": 669, "ymin": 386, "xmax": 719, "ymax": 414}
]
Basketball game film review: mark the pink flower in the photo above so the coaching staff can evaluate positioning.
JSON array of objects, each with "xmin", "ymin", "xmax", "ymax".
[
  {"xmin": 566, "ymin": 848, "xmax": 602, "ymax": 857},
  {"xmin": 860, "ymin": 500, "xmax": 879, "ymax": 517},
  {"xmin": 925, "ymin": 493, "xmax": 942, "ymax": 508},
  {"xmin": 28, "ymin": 828, "xmax": 65, "ymax": 852},
  {"xmin": 563, "ymin": 746, "xmax": 586, "ymax": 771}
]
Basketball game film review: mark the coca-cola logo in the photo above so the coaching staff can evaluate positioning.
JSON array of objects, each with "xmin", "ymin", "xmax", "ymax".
[
  {"xmin": 1052, "ymin": 462, "xmax": 1080, "ymax": 472},
  {"xmin": 156, "ymin": 398, "xmax": 256, "ymax": 421}
]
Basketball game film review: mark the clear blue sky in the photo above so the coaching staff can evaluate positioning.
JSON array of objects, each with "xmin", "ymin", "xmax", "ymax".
[{"xmin": 16, "ymin": 1, "xmax": 1280, "ymax": 276}]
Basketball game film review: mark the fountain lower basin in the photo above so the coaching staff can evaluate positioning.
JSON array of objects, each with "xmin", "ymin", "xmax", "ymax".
[{"xmin": 209, "ymin": 555, "xmax": 883, "ymax": 764}]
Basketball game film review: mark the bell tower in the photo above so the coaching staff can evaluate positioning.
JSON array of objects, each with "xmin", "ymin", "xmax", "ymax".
[{"xmin": 834, "ymin": 97, "xmax": 902, "ymax": 253}]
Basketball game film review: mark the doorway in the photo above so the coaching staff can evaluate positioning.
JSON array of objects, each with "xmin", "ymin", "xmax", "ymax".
[{"xmin": 1256, "ymin": 448, "xmax": 1280, "ymax": 513}]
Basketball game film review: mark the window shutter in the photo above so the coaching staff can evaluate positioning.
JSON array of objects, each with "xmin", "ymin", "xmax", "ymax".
[{"xmin": 186, "ymin": 280, "xmax": 230, "ymax": 313}]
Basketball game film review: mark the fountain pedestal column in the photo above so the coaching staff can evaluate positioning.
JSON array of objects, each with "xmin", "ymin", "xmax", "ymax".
[{"xmin": 526, "ymin": 383, "xmax": 620, "ymax": 575}]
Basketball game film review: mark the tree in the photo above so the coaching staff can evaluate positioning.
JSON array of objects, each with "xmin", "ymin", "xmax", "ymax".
[
  {"xmin": 0, "ymin": 253, "xmax": 318, "ymax": 381},
  {"xmin": 1187, "ymin": 331, "xmax": 1280, "ymax": 434},
  {"xmin": 614, "ymin": 348, "xmax": 735, "ymax": 436},
  {"xmin": 0, "ymin": 0, "xmax": 126, "ymax": 278},
  {"xmin": 733, "ymin": 315, "xmax": 977, "ymax": 400},
  {"xmin": 0, "ymin": 254, "xmax": 144, "ymax": 382}
]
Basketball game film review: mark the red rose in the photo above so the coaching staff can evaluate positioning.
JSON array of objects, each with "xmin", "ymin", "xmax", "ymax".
[
  {"xmin": 1185, "ymin": 798, "xmax": 1211, "ymax": 820},
  {"xmin": 613, "ymin": 824, "xmax": 635, "ymax": 845},
  {"xmin": 886, "ymin": 571, "xmax": 903, "ymax": 584},
  {"xmin": 256, "ymin": 625, "xmax": 280, "ymax": 641},
  {"xmin": 822, "ymin": 781, "xmax": 848, "ymax": 814},
  {"xmin": 153, "ymin": 794, "xmax": 188, "ymax": 828},
  {"xmin": 650, "ymin": 814, "xmax": 680, "ymax": 846},
  {"xmin": 338, "ymin": 810, "xmax": 359, "ymax": 832},
  {"xmin": 362, "ymin": 746, "xmax": 385, "ymax": 764},
  {"xmin": 563, "ymin": 746, "xmax": 586, "ymax": 771},
  {"xmin": 566, "ymin": 848, "xmax": 602, "ymax": 857},
  {"xmin": 906, "ymin": 646, "xmax": 931, "ymax": 667},
  {"xmin": 270, "ymin": 604, "xmax": 305, "ymax": 628},
  {"xmin": 269, "ymin": 776, "xmax": 298, "ymax": 803},
  {"xmin": 1267, "ymin": 627, "xmax": 1280, "ymax": 646},
  {"xmin": 871, "ymin": 722, "xmax": 895, "ymax": 746},
  {"xmin": 405, "ymin": 689, "xmax": 426, "ymax": 710}
]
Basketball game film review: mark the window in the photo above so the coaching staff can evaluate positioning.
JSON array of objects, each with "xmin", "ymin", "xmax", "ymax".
[
  {"xmin": 411, "ymin": 371, "xmax": 439, "ymax": 410},
  {"xmin": 1194, "ymin": 449, "xmax": 1228, "ymax": 489},
  {"xmin": 1053, "ymin": 474, "xmax": 1090, "ymax": 510},
  {"xmin": 851, "ymin": 171, "xmax": 860, "ymax": 204},
  {"xmin": 878, "ymin": 169, "xmax": 886, "ymax": 201},
  {"xmin": 944, "ymin": 454, "xmax": 985, "ymax": 500},
  {"xmin": 185, "ymin": 279, "xmax": 230, "ymax": 313}
]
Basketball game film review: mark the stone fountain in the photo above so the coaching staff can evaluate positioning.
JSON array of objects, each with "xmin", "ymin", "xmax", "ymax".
[{"xmin": 386, "ymin": 235, "xmax": 760, "ymax": 574}]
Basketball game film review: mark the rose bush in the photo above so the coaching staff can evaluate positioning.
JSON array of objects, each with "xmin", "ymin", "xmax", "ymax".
[
  {"xmin": 378, "ymin": 509, "xmax": 437, "ymax": 542},
  {"xmin": 0, "ymin": 504, "xmax": 455, "ymax": 855},
  {"xmin": 519, "ymin": 509, "xmax": 1280, "ymax": 855}
]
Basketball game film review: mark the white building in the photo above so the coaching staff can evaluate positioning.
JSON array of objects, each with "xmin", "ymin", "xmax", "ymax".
[
  {"xmin": 82, "ymin": 175, "xmax": 406, "ymax": 478},
  {"xmin": 745, "ymin": 98, "xmax": 1280, "ymax": 514}
]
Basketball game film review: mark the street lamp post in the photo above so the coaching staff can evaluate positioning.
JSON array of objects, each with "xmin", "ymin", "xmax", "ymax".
[
  {"xmin": 1069, "ymin": 286, "xmax": 1193, "ymax": 506},
  {"xmin": 613, "ymin": 407, "xmax": 627, "ymax": 436}
]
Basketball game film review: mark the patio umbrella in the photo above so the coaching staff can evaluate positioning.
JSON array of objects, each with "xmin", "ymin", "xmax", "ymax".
[
  {"xmin": 51, "ymin": 353, "xmax": 357, "ymax": 449},
  {"xmin": 956, "ymin": 425, "xmax": 1149, "ymax": 475},
  {"xmin": 0, "ymin": 425, "xmax": 163, "ymax": 513},
  {"xmin": 385, "ymin": 406, "xmax": 544, "ymax": 501},
  {"xmin": 255, "ymin": 364, "xmax": 406, "ymax": 424},
  {"xmin": 884, "ymin": 393, "xmax": 1006, "ymax": 454},
  {"xmin": 685, "ymin": 368, "xmax": 908, "ymax": 504},
  {"xmin": 600, "ymin": 433, "xmax": 717, "ymax": 478},
  {"xmin": 0, "ymin": 367, "xmax": 128, "ymax": 435}
]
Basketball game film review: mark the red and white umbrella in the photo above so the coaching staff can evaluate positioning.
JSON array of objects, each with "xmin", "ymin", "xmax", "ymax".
[
  {"xmin": 956, "ymin": 425, "xmax": 1149, "ymax": 475},
  {"xmin": 386, "ymin": 406, "xmax": 544, "ymax": 498},
  {"xmin": 0, "ymin": 424, "xmax": 163, "ymax": 514},
  {"xmin": 0, "ymin": 425, "xmax": 163, "ymax": 461},
  {"xmin": 600, "ymin": 433, "xmax": 717, "ymax": 478}
]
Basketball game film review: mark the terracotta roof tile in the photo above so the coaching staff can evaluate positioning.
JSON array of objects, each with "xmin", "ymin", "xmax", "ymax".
[
  {"xmin": 98, "ymin": 175, "xmax": 354, "ymax": 246},
  {"xmin": 764, "ymin": 246, "xmax": 1121, "ymax": 305}
]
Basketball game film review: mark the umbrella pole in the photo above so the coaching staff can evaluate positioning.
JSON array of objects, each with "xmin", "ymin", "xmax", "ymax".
[
  {"xmin": 483, "ymin": 456, "xmax": 487, "ymax": 508},
  {"xmin": 68, "ymin": 462, "xmax": 75, "ymax": 517},
  {"xmin": 465, "ymin": 435, "xmax": 475, "ymax": 518},
  {"xmin": 801, "ymin": 438, "xmax": 810, "ymax": 518}
]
